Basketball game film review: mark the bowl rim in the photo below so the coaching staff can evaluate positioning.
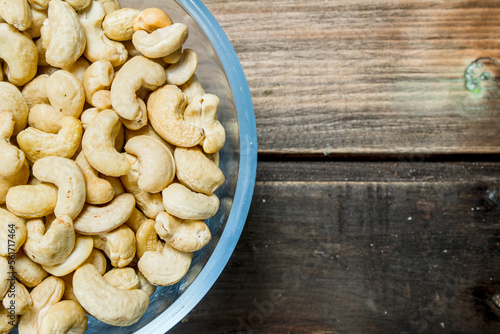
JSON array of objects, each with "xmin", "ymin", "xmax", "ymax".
[{"xmin": 135, "ymin": 0, "xmax": 257, "ymax": 333}]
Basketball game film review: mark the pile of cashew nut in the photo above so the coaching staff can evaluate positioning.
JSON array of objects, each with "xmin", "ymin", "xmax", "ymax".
[{"xmin": 0, "ymin": 0, "xmax": 227, "ymax": 332}]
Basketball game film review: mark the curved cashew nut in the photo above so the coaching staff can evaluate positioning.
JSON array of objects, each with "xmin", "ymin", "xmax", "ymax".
[
  {"xmin": 125, "ymin": 123, "xmax": 175, "ymax": 155},
  {"xmin": 23, "ymin": 216, "xmax": 76, "ymax": 266},
  {"xmin": 32, "ymin": 156, "xmax": 86, "ymax": 219},
  {"xmin": 75, "ymin": 152, "xmax": 114, "ymax": 205},
  {"xmin": 165, "ymin": 48, "xmax": 198, "ymax": 86},
  {"xmin": 136, "ymin": 219, "xmax": 163, "ymax": 258},
  {"xmin": 0, "ymin": 161, "xmax": 29, "ymax": 205},
  {"xmin": 125, "ymin": 206, "xmax": 146, "ymax": 233},
  {"xmin": 124, "ymin": 135, "xmax": 175, "ymax": 193},
  {"xmin": 28, "ymin": 0, "xmax": 49, "ymax": 10},
  {"xmin": 26, "ymin": 7, "xmax": 48, "ymax": 39},
  {"xmin": 17, "ymin": 116, "xmax": 83, "ymax": 163},
  {"xmin": 78, "ymin": 0, "xmax": 127, "ymax": 67},
  {"xmin": 148, "ymin": 85, "xmax": 204, "ymax": 147},
  {"xmin": 65, "ymin": 0, "xmax": 91, "ymax": 11},
  {"xmin": 138, "ymin": 243, "xmax": 192, "ymax": 286},
  {"xmin": 0, "ymin": 0, "xmax": 32, "ymax": 31},
  {"xmin": 2, "ymin": 279, "xmax": 32, "ymax": 315},
  {"xmin": 43, "ymin": 0, "xmax": 86, "ymax": 68},
  {"xmin": 18, "ymin": 276, "xmax": 65, "ymax": 334},
  {"xmin": 133, "ymin": 7, "xmax": 172, "ymax": 33},
  {"xmin": 92, "ymin": 225, "xmax": 136, "ymax": 268},
  {"xmin": 74, "ymin": 193, "xmax": 135, "ymax": 235},
  {"xmin": 83, "ymin": 248, "xmax": 107, "ymax": 275},
  {"xmin": 73, "ymin": 263, "xmax": 149, "ymax": 326},
  {"xmin": 162, "ymin": 183, "xmax": 220, "ymax": 220},
  {"xmin": 82, "ymin": 60, "xmax": 114, "ymax": 109},
  {"xmin": 6, "ymin": 183, "xmax": 57, "ymax": 219},
  {"xmin": 120, "ymin": 153, "xmax": 164, "ymax": 219},
  {"xmin": 0, "ymin": 208, "xmax": 27, "ymax": 257},
  {"xmin": 46, "ymin": 70, "xmax": 86, "ymax": 119},
  {"xmin": 103, "ymin": 7, "xmax": 140, "ymax": 41},
  {"xmin": 174, "ymin": 146, "xmax": 225, "ymax": 194},
  {"xmin": 82, "ymin": 109, "xmax": 131, "ymax": 177},
  {"xmin": 39, "ymin": 300, "xmax": 87, "ymax": 334},
  {"xmin": 42, "ymin": 235, "xmax": 93, "ymax": 276},
  {"xmin": 155, "ymin": 211, "xmax": 211, "ymax": 252},
  {"xmin": 13, "ymin": 251, "xmax": 49, "ymax": 288},
  {"xmin": 103, "ymin": 267, "xmax": 139, "ymax": 290},
  {"xmin": 110, "ymin": 55, "xmax": 166, "ymax": 122},
  {"xmin": 0, "ymin": 112, "xmax": 26, "ymax": 177},
  {"xmin": 132, "ymin": 23, "xmax": 188, "ymax": 58},
  {"xmin": 0, "ymin": 82, "xmax": 28, "ymax": 136},
  {"xmin": 22, "ymin": 74, "xmax": 49, "ymax": 109}
]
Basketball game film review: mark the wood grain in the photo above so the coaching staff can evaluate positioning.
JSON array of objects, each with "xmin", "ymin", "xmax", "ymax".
[
  {"xmin": 170, "ymin": 161, "xmax": 500, "ymax": 333},
  {"xmin": 204, "ymin": 0, "xmax": 500, "ymax": 156}
]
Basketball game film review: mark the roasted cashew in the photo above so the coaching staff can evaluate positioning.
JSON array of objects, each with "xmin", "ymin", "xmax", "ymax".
[
  {"xmin": 18, "ymin": 276, "xmax": 65, "ymax": 334},
  {"xmin": 0, "ymin": 208, "xmax": 27, "ymax": 257},
  {"xmin": 6, "ymin": 183, "xmax": 57, "ymax": 219},
  {"xmin": 23, "ymin": 216, "xmax": 75, "ymax": 266},
  {"xmin": 0, "ymin": 82, "xmax": 28, "ymax": 136},
  {"xmin": 0, "ymin": 0, "xmax": 32, "ymax": 31},
  {"xmin": 138, "ymin": 243, "xmax": 192, "ymax": 286},
  {"xmin": 14, "ymin": 251, "xmax": 49, "ymax": 288},
  {"xmin": 125, "ymin": 206, "xmax": 146, "ymax": 233},
  {"xmin": 124, "ymin": 135, "xmax": 175, "ymax": 193},
  {"xmin": 17, "ymin": 116, "xmax": 83, "ymax": 163},
  {"xmin": 155, "ymin": 211, "xmax": 211, "ymax": 252},
  {"xmin": 32, "ymin": 156, "xmax": 86, "ymax": 219},
  {"xmin": 26, "ymin": 7, "xmax": 48, "ymax": 39},
  {"xmin": 42, "ymin": 0, "xmax": 86, "ymax": 68},
  {"xmin": 38, "ymin": 300, "xmax": 87, "ymax": 334},
  {"xmin": 65, "ymin": 0, "xmax": 91, "ymax": 11},
  {"xmin": 133, "ymin": 7, "xmax": 172, "ymax": 33},
  {"xmin": 103, "ymin": 267, "xmax": 139, "ymax": 290},
  {"xmin": 0, "ymin": 161, "xmax": 29, "ymax": 205},
  {"xmin": 42, "ymin": 235, "xmax": 93, "ymax": 276},
  {"xmin": 75, "ymin": 152, "xmax": 114, "ymax": 205},
  {"xmin": 46, "ymin": 70, "xmax": 85, "ymax": 119},
  {"xmin": 78, "ymin": 0, "xmax": 127, "ymax": 67},
  {"xmin": 74, "ymin": 193, "xmax": 135, "ymax": 234},
  {"xmin": 73, "ymin": 263, "xmax": 149, "ymax": 326},
  {"xmin": 103, "ymin": 7, "xmax": 140, "ymax": 41},
  {"xmin": 165, "ymin": 48, "xmax": 198, "ymax": 86},
  {"xmin": 124, "ymin": 123, "xmax": 175, "ymax": 155},
  {"xmin": 92, "ymin": 225, "xmax": 136, "ymax": 268},
  {"xmin": 110, "ymin": 55, "xmax": 166, "ymax": 123},
  {"xmin": 162, "ymin": 183, "xmax": 220, "ymax": 220},
  {"xmin": 22, "ymin": 74, "xmax": 49, "ymax": 109},
  {"xmin": 0, "ymin": 112, "xmax": 26, "ymax": 178},
  {"xmin": 132, "ymin": 23, "xmax": 188, "ymax": 58},
  {"xmin": 120, "ymin": 153, "xmax": 164, "ymax": 219},
  {"xmin": 136, "ymin": 219, "xmax": 163, "ymax": 258},
  {"xmin": 148, "ymin": 84, "xmax": 204, "ymax": 147},
  {"xmin": 2, "ymin": 279, "xmax": 32, "ymax": 315},
  {"xmin": 174, "ymin": 146, "xmax": 225, "ymax": 194}
]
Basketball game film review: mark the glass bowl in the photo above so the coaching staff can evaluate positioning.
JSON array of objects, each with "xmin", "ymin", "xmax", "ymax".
[{"xmin": 14, "ymin": 0, "xmax": 256, "ymax": 333}]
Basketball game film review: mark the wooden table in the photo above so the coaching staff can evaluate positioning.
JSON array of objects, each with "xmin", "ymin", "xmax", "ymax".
[{"xmin": 171, "ymin": 1, "xmax": 500, "ymax": 333}]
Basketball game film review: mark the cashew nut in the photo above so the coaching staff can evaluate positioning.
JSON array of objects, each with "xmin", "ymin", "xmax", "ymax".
[
  {"xmin": 73, "ymin": 263, "xmax": 149, "ymax": 326},
  {"xmin": 174, "ymin": 146, "xmax": 225, "ymax": 194},
  {"xmin": 65, "ymin": 0, "xmax": 91, "ymax": 11},
  {"xmin": 46, "ymin": 70, "xmax": 85, "ymax": 119},
  {"xmin": 132, "ymin": 7, "xmax": 172, "ymax": 33},
  {"xmin": 124, "ymin": 135, "xmax": 175, "ymax": 193},
  {"xmin": 38, "ymin": 300, "xmax": 87, "ymax": 334},
  {"xmin": 32, "ymin": 156, "xmax": 86, "ymax": 219},
  {"xmin": 75, "ymin": 152, "xmax": 114, "ymax": 205},
  {"xmin": 82, "ymin": 109, "xmax": 131, "ymax": 177},
  {"xmin": 43, "ymin": 0, "xmax": 86, "ymax": 68},
  {"xmin": 132, "ymin": 23, "xmax": 188, "ymax": 58},
  {"xmin": 124, "ymin": 123, "xmax": 175, "ymax": 155},
  {"xmin": 138, "ymin": 243, "xmax": 192, "ymax": 286},
  {"xmin": 120, "ymin": 153, "xmax": 164, "ymax": 219},
  {"xmin": 163, "ymin": 47, "xmax": 182, "ymax": 64},
  {"xmin": 28, "ymin": 0, "xmax": 49, "ymax": 10},
  {"xmin": 123, "ymin": 39, "xmax": 141, "ymax": 57},
  {"xmin": 82, "ymin": 59, "xmax": 114, "ymax": 108},
  {"xmin": 135, "ymin": 219, "xmax": 163, "ymax": 258},
  {"xmin": 110, "ymin": 55, "xmax": 166, "ymax": 123},
  {"xmin": 92, "ymin": 225, "xmax": 136, "ymax": 267},
  {"xmin": 0, "ymin": 257, "xmax": 10, "ymax": 299},
  {"xmin": 135, "ymin": 268, "xmax": 156, "ymax": 297},
  {"xmin": 5, "ymin": 183, "xmax": 57, "ymax": 219},
  {"xmin": 42, "ymin": 235, "xmax": 93, "ymax": 276},
  {"xmin": 74, "ymin": 193, "xmax": 135, "ymax": 234},
  {"xmin": 17, "ymin": 116, "xmax": 83, "ymax": 163},
  {"xmin": 0, "ymin": 160, "xmax": 29, "ymax": 205},
  {"xmin": 162, "ymin": 183, "xmax": 220, "ymax": 220},
  {"xmin": 0, "ymin": 0, "xmax": 32, "ymax": 31},
  {"xmin": 18, "ymin": 276, "xmax": 65, "ymax": 334},
  {"xmin": 103, "ymin": 267, "xmax": 139, "ymax": 290},
  {"xmin": 125, "ymin": 206, "xmax": 146, "ymax": 233},
  {"xmin": 103, "ymin": 7, "xmax": 140, "ymax": 41},
  {"xmin": 2, "ymin": 279, "xmax": 32, "ymax": 315},
  {"xmin": 148, "ymin": 85, "xmax": 204, "ymax": 147},
  {"xmin": 0, "ymin": 112, "xmax": 26, "ymax": 178},
  {"xmin": 23, "ymin": 215, "xmax": 75, "ymax": 266},
  {"xmin": 165, "ymin": 48, "xmax": 198, "ymax": 86},
  {"xmin": 78, "ymin": 0, "xmax": 127, "ymax": 67},
  {"xmin": 27, "ymin": 104, "xmax": 63, "ymax": 134},
  {"xmin": 0, "ymin": 208, "xmax": 27, "ymax": 258},
  {"xmin": 63, "ymin": 56, "xmax": 90, "ymax": 83},
  {"xmin": 102, "ymin": 175, "xmax": 125, "ymax": 197},
  {"xmin": 0, "ymin": 305, "xmax": 16, "ymax": 333},
  {"xmin": 155, "ymin": 211, "xmax": 211, "ymax": 252},
  {"xmin": 96, "ymin": 0, "xmax": 119, "ymax": 14},
  {"xmin": 83, "ymin": 248, "xmax": 107, "ymax": 275},
  {"xmin": 26, "ymin": 7, "xmax": 48, "ymax": 39},
  {"xmin": 13, "ymin": 251, "xmax": 49, "ymax": 288},
  {"xmin": 0, "ymin": 82, "xmax": 28, "ymax": 137},
  {"xmin": 22, "ymin": 74, "xmax": 49, "ymax": 109}
]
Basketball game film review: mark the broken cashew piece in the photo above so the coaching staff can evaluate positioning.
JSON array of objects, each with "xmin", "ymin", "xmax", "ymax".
[
  {"xmin": 103, "ymin": 7, "xmax": 140, "ymax": 41},
  {"xmin": 155, "ymin": 211, "xmax": 211, "ymax": 252},
  {"xmin": 162, "ymin": 183, "xmax": 220, "ymax": 220},
  {"xmin": 103, "ymin": 267, "xmax": 140, "ymax": 290},
  {"xmin": 136, "ymin": 219, "xmax": 163, "ymax": 258},
  {"xmin": 0, "ymin": 208, "xmax": 27, "ymax": 256},
  {"xmin": 38, "ymin": 300, "xmax": 87, "ymax": 334},
  {"xmin": 42, "ymin": 235, "xmax": 93, "ymax": 276},
  {"xmin": 14, "ymin": 251, "xmax": 49, "ymax": 288},
  {"xmin": 92, "ymin": 225, "xmax": 136, "ymax": 268},
  {"xmin": 82, "ymin": 59, "xmax": 114, "ymax": 108},
  {"xmin": 6, "ymin": 182, "xmax": 58, "ymax": 218},
  {"xmin": 32, "ymin": 156, "xmax": 86, "ymax": 219},
  {"xmin": 2, "ymin": 279, "xmax": 32, "ymax": 315},
  {"xmin": 165, "ymin": 48, "xmax": 198, "ymax": 86},
  {"xmin": 73, "ymin": 263, "xmax": 149, "ymax": 326},
  {"xmin": 74, "ymin": 193, "xmax": 135, "ymax": 235},
  {"xmin": 75, "ymin": 152, "xmax": 114, "ymax": 205},
  {"xmin": 0, "ymin": 0, "xmax": 32, "ymax": 31},
  {"xmin": 132, "ymin": 22, "xmax": 188, "ymax": 58}
]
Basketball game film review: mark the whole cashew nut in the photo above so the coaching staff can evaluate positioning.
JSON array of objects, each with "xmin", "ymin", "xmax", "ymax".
[
  {"xmin": 165, "ymin": 48, "xmax": 198, "ymax": 86},
  {"xmin": 0, "ymin": 0, "xmax": 32, "ymax": 31},
  {"xmin": 103, "ymin": 7, "xmax": 140, "ymax": 41},
  {"xmin": 32, "ymin": 156, "xmax": 86, "ymax": 219},
  {"xmin": 132, "ymin": 23, "xmax": 188, "ymax": 58},
  {"xmin": 135, "ymin": 219, "xmax": 163, "ymax": 258},
  {"xmin": 75, "ymin": 152, "xmax": 114, "ymax": 205},
  {"xmin": 0, "ymin": 112, "xmax": 26, "ymax": 177},
  {"xmin": 162, "ymin": 183, "xmax": 220, "ymax": 220},
  {"xmin": 42, "ymin": 235, "xmax": 93, "ymax": 276},
  {"xmin": 6, "ymin": 182, "xmax": 57, "ymax": 219},
  {"xmin": 2, "ymin": 279, "xmax": 32, "ymax": 315},
  {"xmin": 92, "ymin": 225, "xmax": 136, "ymax": 268},
  {"xmin": 13, "ymin": 251, "xmax": 49, "ymax": 288},
  {"xmin": 132, "ymin": 7, "xmax": 172, "ymax": 33},
  {"xmin": 103, "ymin": 267, "xmax": 139, "ymax": 290},
  {"xmin": 73, "ymin": 263, "xmax": 149, "ymax": 326},
  {"xmin": 155, "ymin": 211, "xmax": 211, "ymax": 252},
  {"xmin": 38, "ymin": 300, "xmax": 87, "ymax": 334}
]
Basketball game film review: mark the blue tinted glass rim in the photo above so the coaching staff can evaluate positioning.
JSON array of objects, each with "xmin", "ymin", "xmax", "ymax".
[{"xmin": 135, "ymin": 0, "xmax": 257, "ymax": 333}]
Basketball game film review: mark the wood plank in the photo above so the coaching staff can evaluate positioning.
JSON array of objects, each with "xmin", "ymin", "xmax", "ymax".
[
  {"xmin": 204, "ymin": 0, "xmax": 500, "ymax": 155},
  {"xmin": 170, "ymin": 161, "xmax": 500, "ymax": 333}
]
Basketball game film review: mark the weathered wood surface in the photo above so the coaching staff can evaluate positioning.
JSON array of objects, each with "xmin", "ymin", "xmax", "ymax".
[
  {"xmin": 170, "ymin": 161, "xmax": 500, "ymax": 333},
  {"xmin": 204, "ymin": 0, "xmax": 500, "ymax": 155}
]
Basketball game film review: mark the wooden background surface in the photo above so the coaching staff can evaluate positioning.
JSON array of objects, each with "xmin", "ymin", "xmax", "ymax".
[{"xmin": 171, "ymin": 0, "xmax": 500, "ymax": 333}]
